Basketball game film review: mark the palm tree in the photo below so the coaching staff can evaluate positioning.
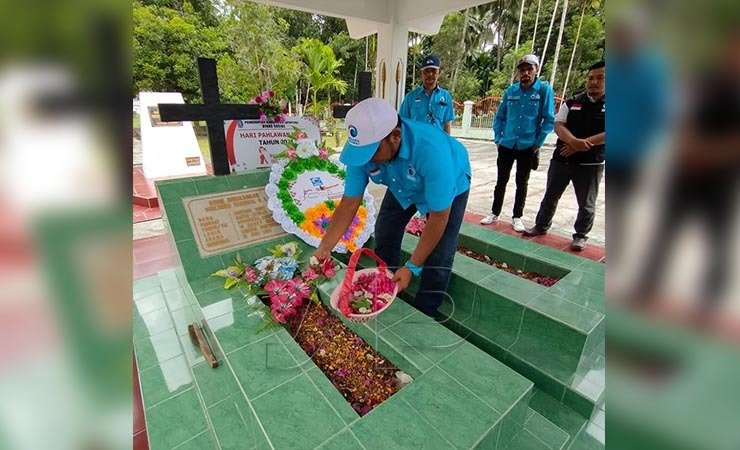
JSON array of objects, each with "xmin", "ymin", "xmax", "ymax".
[
  {"xmin": 561, "ymin": 0, "xmax": 601, "ymax": 97},
  {"xmin": 450, "ymin": 8, "xmax": 472, "ymax": 94},
  {"xmin": 296, "ymin": 38, "xmax": 348, "ymax": 117},
  {"xmin": 408, "ymin": 35, "xmax": 423, "ymax": 87},
  {"xmin": 549, "ymin": 0, "xmax": 569, "ymax": 87}
]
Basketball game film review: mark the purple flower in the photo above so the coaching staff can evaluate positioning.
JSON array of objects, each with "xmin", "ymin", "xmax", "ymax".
[
  {"xmin": 335, "ymin": 367, "xmax": 351, "ymax": 377},
  {"xmin": 314, "ymin": 214, "xmax": 331, "ymax": 232},
  {"xmin": 255, "ymin": 95, "xmax": 265, "ymax": 104},
  {"xmin": 259, "ymin": 112, "xmax": 268, "ymax": 122},
  {"xmin": 274, "ymin": 114, "xmax": 285, "ymax": 123}
]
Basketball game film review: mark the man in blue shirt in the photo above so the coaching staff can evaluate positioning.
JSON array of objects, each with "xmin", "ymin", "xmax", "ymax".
[
  {"xmin": 313, "ymin": 97, "xmax": 471, "ymax": 317},
  {"xmin": 480, "ymin": 54, "xmax": 555, "ymax": 232},
  {"xmin": 399, "ymin": 54, "xmax": 455, "ymax": 134}
]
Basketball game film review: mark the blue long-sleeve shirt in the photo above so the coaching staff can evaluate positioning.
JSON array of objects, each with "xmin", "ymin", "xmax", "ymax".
[
  {"xmin": 399, "ymin": 85, "xmax": 455, "ymax": 131},
  {"xmin": 493, "ymin": 77, "xmax": 555, "ymax": 149}
]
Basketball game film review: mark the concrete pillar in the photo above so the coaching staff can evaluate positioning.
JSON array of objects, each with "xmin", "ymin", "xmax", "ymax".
[
  {"xmin": 462, "ymin": 100, "xmax": 474, "ymax": 132},
  {"xmin": 374, "ymin": 22, "xmax": 409, "ymax": 109}
]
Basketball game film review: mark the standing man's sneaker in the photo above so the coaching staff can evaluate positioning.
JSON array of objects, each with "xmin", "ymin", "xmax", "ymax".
[
  {"xmin": 512, "ymin": 217, "xmax": 525, "ymax": 232},
  {"xmin": 571, "ymin": 237, "xmax": 587, "ymax": 251},
  {"xmin": 522, "ymin": 226, "xmax": 547, "ymax": 237},
  {"xmin": 480, "ymin": 214, "xmax": 499, "ymax": 225}
]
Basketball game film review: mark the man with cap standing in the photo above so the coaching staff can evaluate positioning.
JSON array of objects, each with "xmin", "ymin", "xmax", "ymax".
[
  {"xmin": 523, "ymin": 60, "xmax": 606, "ymax": 251},
  {"xmin": 480, "ymin": 54, "xmax": 555, "ymax": 232},
  {"xmin": 399, "ymin": 54, "xmax": 455, "ymax": 134},
  {"xmin": 312, "ymin": 97, "xmax": 471, "ymax": 317}
]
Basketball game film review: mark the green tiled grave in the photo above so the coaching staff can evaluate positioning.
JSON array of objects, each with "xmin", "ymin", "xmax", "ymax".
[
  {"xmin": 350, "ymin": 224, "xmax": 605, "ymax": 419},
  {"xmin": 137, "ymin": 171, "xmax": 562, "ymax": 449}
]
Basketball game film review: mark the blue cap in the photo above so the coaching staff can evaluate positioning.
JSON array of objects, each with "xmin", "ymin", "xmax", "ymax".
[{"xmin": 421, "ymin": 54, "xmax": 441, "ymax": 70}]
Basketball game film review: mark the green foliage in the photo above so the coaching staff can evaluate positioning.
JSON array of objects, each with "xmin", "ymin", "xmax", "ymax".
[
  {"xmin": 294, "ymin": 38, "xmax": 347, "ymax": 116},
  {"xmin": 452, "ymin": 68, "xmax": 482, "ymax": 101}
]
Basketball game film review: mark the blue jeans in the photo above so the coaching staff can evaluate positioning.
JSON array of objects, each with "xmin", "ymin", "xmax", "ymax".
[{"xmin": 374, "ymin": 189, "xmax": 469, "ymax": 316}]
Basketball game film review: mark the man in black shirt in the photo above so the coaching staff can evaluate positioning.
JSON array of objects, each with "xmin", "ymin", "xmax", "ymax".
[{"xmin": 523, "ymin": 60, "xmax": 606, "ymax": 251}]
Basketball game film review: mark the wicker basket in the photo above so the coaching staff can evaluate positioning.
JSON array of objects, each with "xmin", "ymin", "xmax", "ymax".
[{"xmin": 330, "ymin": 248, "xmax": 398, "ymax": 323}]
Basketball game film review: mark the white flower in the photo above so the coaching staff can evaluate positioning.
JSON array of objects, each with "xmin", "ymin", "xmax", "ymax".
[
  {"xmin": 310, "ymin": 256, "xmax": 319, "ymax": 266},
  {"xmin": 281, "ymin": 242, "xmax": 298, "ymax": 257},
  {"xmin": 358, "ymin": 307, "xmax": 370, "ymax": 314},
  {"xmin": 295, "ymin": 139, "xmax": 319, "ymax": 158}
]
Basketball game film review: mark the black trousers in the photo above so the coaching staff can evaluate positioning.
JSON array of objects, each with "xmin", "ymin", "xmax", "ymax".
[
  {"xmin": 534, "ymin": 160, "xmax": 604, "ymax": 239},
  {"xmin": 491, "ymin": 145, "xmax": 535, "ymax": 218}
]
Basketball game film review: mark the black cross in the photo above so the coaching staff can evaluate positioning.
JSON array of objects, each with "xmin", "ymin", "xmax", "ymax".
[{"xmin": 157, "ymin": 57, "xmax": 260, "ymax": 176}]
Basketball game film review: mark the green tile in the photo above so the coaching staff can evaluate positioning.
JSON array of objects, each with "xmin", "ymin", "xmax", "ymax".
[
  {"xmin": 505, "ymin": 352, "xmax": 566, "ymax": 401},
  {"xmin": 474, "ymin": 288, "xmax": 525, "ymax": 349},
  {"xmin": 135, "ymin": 329, "xmax": 183, "ymax": 370},
  {"xmin": 138, "ymin": 307, "xmax": 173, "ymax": 338},
  {"xmin": 134, "ymin": 275, "xmax": 162, "ymax": 295},
  {"xmin": 485, "ymin": 246, "xmax": 527, "ymax": 271},
  {"xmin": 460, "ymin": 221, "xmax": 505, "ymax": 242},
  {"xmin": 387, "ymin": 320, "xmax": 465, "ymax": 365},
  {"xmin": 453, "ymin": 253, "xmax": 501, "ymax": 283},
  {"xmin": 192, "ymin": 362, "xmax": 241, "ymax": 407},
  {"xmin": 498, "ymin": 394, "xmax": 529, "ymax": 448},
  {"xmin": 446, "ymin": 276, "xmax": 488, "ymax": 316},
  {"xmin": 133, "ymin": 309, "xmax": 147, "ymax": 341},
  {"xmin": 225, "ymin": 173, "xmax": 255, "ymax": 190},
  {"xmin": 516, "ymin": 309, "xmax": 587, "ymax": 374},
  {"xmin": 159, "ymin": 271, "xmax": 181, "ymax": 292},
  {"xmin": 351, "ymin": 397, "xmax": 455, "ymax": 449},
  {"xmin": 375, "ymin": 328, "xmax": 434, "ymax": 373},
  {"xmin": 502, "ymin": 429, "xmax": 550, "ymax": 450},
  {"xmin": 438, "ymin": 343, "xmax": 532, "ymax": 414},
  {"xmin": 177, "ymin": 239, "xmax": 226, "ymax": 281},
  {"xmin": 374, "ymin": 297, "xmax": 418, "ymax": 329},
  {"xmin": 157, "ymin": 179, "xmax": 197, "ymax": 206},
  {"xmin": 370, "ymin": 331, "xmax": 423, "ymax": 379},
  {"xmin": 558, "ymin": 270, "xmax": 605, "ymax": 293},
  {"xmin": 227, "ymin": 336, "xmax": 302, "ymax": 398},
  {"xmin": 164, "ymin": 204, "xmax": 196, "ymax": 243},
  {"xmin": 172, "ymin": 431, "xmax": 217, "ymax": 450},
  {"xmin": 457, "ymin": 233, "xmax": 490, "ymax": 256},
  {"xmin": 492, "ymin": 234, "xmax": 543, "ymax": 256},
  {"xmin": 193, "ymin": 177, "xmax": 232, "ymax": 195},
  {"xmin": 196, "ymin": 287, "xmax": 245, "ymax": 309},
  {"xmin": 527, "ymin": 293, "xmax": 603, "ymax": 333},
  {"xmin": 401, "ymin": 367, "xmax": 501, "ymax": 448},
  {"xmin": 134, "ymin": 291, "xmax": 166, "ymax": 316},
  {"xmin": 531, "ymin": 246, "xmax": 584, "ymax": 270},
  {"xmin": 164, "ymin": 288, "xmax": 191, "ymax": 311},
  {"xmin": 471, "ymin": 420, "xmax": 501, "ymax": 449},
  {"xmin": 171, "ymin": 306, "xmax": 200, "ymax": 339},
  {"xmin": 145, "ymin": 389, "xmax": 207, "ymax": 450},
  {"xmin": 481, "ymin": 270, "xmax": 547, "ymax": 306},
  {"xmin": 181, "ymin": 335, "xmax": 207, "ymax": 367},
  {"xmin": 317, "ymin": 428, "xmax": 363, "ymax": 450},
  {"xmin": 577, "ymin": 260, "xmax": 605, "ymax": 277},
  {"xmin": 252, "ymin": 374, "xmax": 344, "ymax": 449},
  {"xmin": 445, "ymin": 319, "xmax": 509, "ymax": 363},
  {"xmin": 563, "ymin": 388, "xmax": 596, "ymax": 419},
  {"xmin": 306, "ymin": 367, "xmax": 359, "ymax": 425},
  {"xmin": 140, "ymin": 355, "xmax": 193, "ymax": 407},
  {"xmin": 528, "ymin": 390, "xmax": 588, "ymax": 446},
  {"xmin": 210, "ymin": 306, "xmax": 275, "ymax": 354},
  {"xmin": 522, "ymin": 257, "xmax": 569, "ymax": 279},
  {"xmin": 190, "ymin": 277, "xmax": 226, "ymax": 294},
  {"xmin": 208, "ymin": 393, "xmax": 268, "ymax": 450},
  {"xmin": 568, "ymin": 423, "xmax": 604, "ymax": 450},
  {"xmin": 525, "ymin": 410, "xmax": 570, "ymax": 450},
  {"xmin": 275, "ymin": 328, "xmax": 317, "ymax": 372}
]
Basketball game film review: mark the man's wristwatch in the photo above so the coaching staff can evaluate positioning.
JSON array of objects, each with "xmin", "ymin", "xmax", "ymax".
[{"xmin": 404, "ymin": 260, "xmax": 423, "ymax": 277}]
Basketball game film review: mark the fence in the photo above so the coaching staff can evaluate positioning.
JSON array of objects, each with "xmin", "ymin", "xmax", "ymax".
[{"xmin": 452, "ymin": 96, "xmax": 564, "ymax": 130}]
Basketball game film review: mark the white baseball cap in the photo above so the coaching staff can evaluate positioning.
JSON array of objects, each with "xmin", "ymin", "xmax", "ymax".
[{"xmin": 340, "ymin": 98, "xmax": 398, "ymax": 166}]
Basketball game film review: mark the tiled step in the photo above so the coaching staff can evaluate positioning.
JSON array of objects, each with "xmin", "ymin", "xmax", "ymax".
[
  {"xmin": 395, "ymin": 228, "xmax": 605, "ymax": 418},
  {"xmin": 528, "ymin": 389, "xmax": 605, "ymax": 450}
]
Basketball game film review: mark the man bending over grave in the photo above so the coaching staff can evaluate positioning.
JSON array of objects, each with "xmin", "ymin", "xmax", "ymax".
[{"xmin": 312, "ymin": 97, "xmax": 471, "ymax": 317}]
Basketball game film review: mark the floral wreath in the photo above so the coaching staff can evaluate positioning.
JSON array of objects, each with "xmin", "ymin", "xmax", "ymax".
[
  {"xmin": 265, "ymin": 127, "xmax": 375, "ymax": 253},
  {"xmin": 250, "ymin": 89, "xmax": 288, "ymax": 123}
]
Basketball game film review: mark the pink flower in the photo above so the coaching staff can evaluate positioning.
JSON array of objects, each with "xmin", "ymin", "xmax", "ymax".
[
  {"xmin": 259, "ymin": 112, "xmax": 268, "ymax": 122},
  {"xmin": 264, "ymin": 279, "xmax": 289, "ymax": 297},
  {"xmin": 287, "ymin": 148, "xmax": 296, "ymax": 159},
  {"xmin": 282, "ymin": 107, "xmax": 289, "ymax": 114},
  {"xmin": 262, "ymin": 90, "xmax": 273, "ymax": 99},
  {"xmin": 274, "ymin": 114, "xmax": 285, "ymax": 123},
  {"xmin": 296, "ymin": 132, "xmax": 307, "ymax": 140},
  {"xmin": 243, "ymin": 267, "xmax": 258, "ymax": 283},
  {"xmin": 321, "ymin": 259, "xmax": 336, "ymax": 278},
  {"xmin": 288, "ymin": 279, "xmax": 311, "ymax": 299},
  {"xmin": 255, "ymin": 95, "xmax": 265, "ymax": 104},
  {"xmin": 302, "ymin": 268, "xmax": 318, "ymax": 281},
  {"xmin": 318, "ymin": 148, "xmax": 328, "ymax": 159}
]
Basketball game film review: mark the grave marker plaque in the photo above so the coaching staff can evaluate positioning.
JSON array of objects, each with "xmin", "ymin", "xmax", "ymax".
[{"xmin": 184, "ymin": 187, "xmax": 287, "ymax": 257}]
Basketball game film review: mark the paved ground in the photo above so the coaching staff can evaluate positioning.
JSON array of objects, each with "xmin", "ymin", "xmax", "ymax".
[{"xmin": 133, "ymin": 133, "xmax": 606, "ymax": 247}]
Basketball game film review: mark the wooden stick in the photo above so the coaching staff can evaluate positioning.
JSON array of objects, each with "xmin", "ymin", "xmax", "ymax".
[{"xmin": 188, "ymin": 323, "xmax": 218, "ymax": 368}]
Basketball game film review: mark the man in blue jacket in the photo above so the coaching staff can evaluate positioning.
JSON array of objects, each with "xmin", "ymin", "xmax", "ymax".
[
  {"xmin": 313, "ymin": 97, "xmax": 471, "ymax": 317},
  {"xmin": 399, "ymin": 54, "xmax": 455, "ymax": 134},
  {"xmin": 480, "ymin": 54, "xmax": 555, "ymax": 232}
]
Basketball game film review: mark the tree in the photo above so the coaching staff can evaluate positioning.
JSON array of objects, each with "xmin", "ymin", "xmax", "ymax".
[
  {"xmin": 561, "ymin": 0, "xmax": 601, "ymax": 97},
  {"xmin": 294, "ymin": 38, "xmax": 348, "ymax": 116},
  {"xmin": 549, "ymin": 0, "xmax": 570, "ymax": 87}
]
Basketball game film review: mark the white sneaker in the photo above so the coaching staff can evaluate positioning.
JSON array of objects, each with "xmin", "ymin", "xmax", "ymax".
[
  {"xmin": 480, "ymin": 214, "xmax": 498, "ymax": 225},
  {"xmin": 512, "ymin": 217, "xmax": 525, "ymax": 232}
]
